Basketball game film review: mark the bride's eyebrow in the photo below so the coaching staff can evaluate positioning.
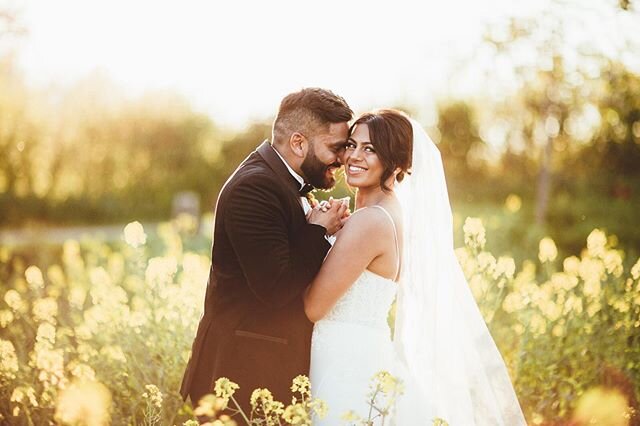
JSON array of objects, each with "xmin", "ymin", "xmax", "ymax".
[{"xmin": 346, "ymin": 138, "xmax": 372, "ymax": 145}]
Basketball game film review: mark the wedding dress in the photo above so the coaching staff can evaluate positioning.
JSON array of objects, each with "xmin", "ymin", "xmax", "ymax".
[
  {"xmin": 309, "ymin": 117, "xmax": 527, "ymax": 425},
  {"xmin": 310, "ymin": 205, "xmax": 422, "ymax": 425}
]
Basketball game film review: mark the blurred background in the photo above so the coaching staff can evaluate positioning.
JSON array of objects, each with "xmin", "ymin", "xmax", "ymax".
[
  {"xmin": 1, "ymin": 0, "xmax": 639, "ymax": 425},
  {"xmin": 0, "ymin": 0, "xmax": 638, "ymax": 260}
]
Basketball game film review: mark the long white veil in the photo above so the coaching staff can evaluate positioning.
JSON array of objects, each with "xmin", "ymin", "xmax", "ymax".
[{"xmin": 393, "ymin": 119, "xmax": 526, "ymax": 425}]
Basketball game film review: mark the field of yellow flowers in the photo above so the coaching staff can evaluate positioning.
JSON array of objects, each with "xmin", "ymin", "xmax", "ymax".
[{"xmin": 1, "ymin": 217, "xmax": 638, "ymax": 425}]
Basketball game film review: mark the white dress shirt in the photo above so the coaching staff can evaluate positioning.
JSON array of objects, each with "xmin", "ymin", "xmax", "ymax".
[
  {"xmin": 271, "ymin": 145, "xmax": 336, "ymax": 245},
  {"xmin": 271, "ymin": 145, "xmax": 312, "ymax": 214}
]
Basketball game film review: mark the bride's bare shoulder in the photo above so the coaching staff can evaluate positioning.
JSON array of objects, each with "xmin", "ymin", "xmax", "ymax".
[{"xmin": 339, "ymin": 206, "xmax": 395, "ymax": 242}]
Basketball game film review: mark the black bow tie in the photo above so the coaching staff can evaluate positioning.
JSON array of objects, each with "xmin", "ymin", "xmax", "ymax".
[{"xmin": 299, "ymin": 183, "xmax": 314, "ymax": 196}]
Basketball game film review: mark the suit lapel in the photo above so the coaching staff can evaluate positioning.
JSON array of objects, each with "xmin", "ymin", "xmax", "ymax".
[
  {"xmin": 257, "ymin": 141, "xmax": 303, "ymax": 195},
  {"xmin": 256, "ymin": 140, "xmax": 308, "ymax": 218}
]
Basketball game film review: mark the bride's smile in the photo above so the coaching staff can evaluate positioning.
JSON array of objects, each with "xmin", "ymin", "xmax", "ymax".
[{"xmin": 343, "ymin": 123, "xmax": 384, "ymax": 188}]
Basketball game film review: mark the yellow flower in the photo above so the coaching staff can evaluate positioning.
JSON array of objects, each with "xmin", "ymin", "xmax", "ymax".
[
  {"xmin": 25, "ymin": 265, "xmax": 45, "ymax": 289},
  {"xmin": 89, "ymin": 267, "xmax": 112, "ymax": 287},
  {"xmin": 47, "ymin": 265, "xmax": 66, "ymax": 287},
  {"xmin": 504, "ymin": 194, "xmax": 522, "ymax": 213},
  {"xmin": 33, "ymin": 297, "xmax": 58, "ymax": 323},
  {"xmin": 579, "ymin": 258, "xmax": 605, "ymax": 288},
  {"xmin": 603, "ymin": 250, "xmax": 624, "ymax": 277},
  {"xmin": 612, "ymin": 299, "xmax": 630, "ymax": 313},
  {"xmin": 529, "ymin": 313, "xmax": 547, "ymax": 335},
  {"xmin": 36, "ymin": 322, "xmax": 56, "ymax": 345},
  {"xmin": 0, "ymin": 339, "xmax": 19, "ymax": 379},
  {"xmin": 463, "ymin": 217, "xmax": 486, "ymax": 250},
  {"xmin": 209, "ymin": 415, "xmax": 237, "ymax": 426},
  {"xmin": 194, "ymin": 394, "xmax": 227, "ymax": 417},
  {"xmin": 631, "ymin": 257, "xmax": 640, "ymax": 280},
  {"xmin": 512, "ymin": 323, "xmax": 525, "ymax": 335},
  {"xmin": 372, "ymin": 371, "xmax": 404, "ymax": 396},
  {"xmin": 309, "ymin": 398, "xmax": 328, "ymax": 419},
  {"xmin": 496, "ymin": 256, "xmax": 516, "ymax": 279},
  {"xmin": 4, "ymin": 290, "xmax": 25, "ymax": 312},
  {"xmin": 506, "ymin": 293, "xmax": 523, "ymax": 313},
  {"xmin": 540, "ymin": 300, "xmax": 562, "ymax": 322},
  {"xmin": 55, "ymin": 381, "xmax": 112, "ymax": 426},
  {"xmin": 0, "ymin": 309, "xmax": 14, "ymax": 327},
  {"xmin": 583, "ymin": 279, "xmax": 602, "ymax": 299},
  {"xmin": 34, "ymin": 346, "xmax": 65, "ymax": 386},
  {"xmin": 552, "ymin": 324, "xmax": 565, "ymax": 337},
  {"xmin": 572, "ymin": 387, "xmax": 631, "ymax": 426},
  {"xmin": 341, "ymin": 410, "xmax": 361, "ymax": 422},
  {"xmin": 213, "ymin": 377, "xmax": 239, "ymax": 400},
  {"xmin": 564, "ymin": 295, "xmax": 583, "ymax": 315},
  {"xmin": 69, "ymin": 287, "xmax": 87, "ymax": 310},
  {"xmin": 11, "ymin": 386, "xmax": 38, "ymax": 407},
  {"xmin": 587, "ymin": 301, "xmax": 602, "ymax": 317},
  {"xmin": 478, "ymin": 253, "xmax": 497, "ymax": 280},
  {"xmin": 551, "ymin": 272, "xmax": 578, "ymax": 292},
  {"xmin": 142, "ymin": 384, "xmax": 163, "ymax": 409},
  {"xmin": 173, "ymin": 212, "xmax": 199, "ymax": 234},
  {"xmin": 538, "ymin": 237, "xmax": 558, "ymax": 263},
  {"xmin": 291, "ymin": 374, "xmax": 311, "ymax": 397},
  {"xmin": 282, "ymin": 403, "xmax": 310, "ymax": 425},
  {"xmin": 587, "ymin": 229, "xmax": 607, "ymax": 257},
  {"xmin": 123, "ymin": 221, "xmax": 147, "ymax": 248},
  {"xmin": 100, "ymin": 345, "xmax": 127, "ymax": 364},
  {"xmin": 69, "ymin": 362, "xmax": 97, "ymax": 382},
  {"xmin": 248, "ymin": 387, "xmax": 284, "ymax": 424},
  {"xmin": 563, "ymin": 256, "xmax": 581, "ymax": 275},
  {"xmin": 145, "ymin": 256, "xmax": 178, "ymax": 288}
]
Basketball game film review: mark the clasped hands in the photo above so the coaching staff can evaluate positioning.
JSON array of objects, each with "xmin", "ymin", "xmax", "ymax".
[{"xmin": 307, "ymin": 197, "xmax": 351, "ymax": 236}]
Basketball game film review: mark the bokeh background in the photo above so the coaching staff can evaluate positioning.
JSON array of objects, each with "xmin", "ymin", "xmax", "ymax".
[{"xmin": 1, "ymin": 0, "xmax": 639, "ymax": 425}]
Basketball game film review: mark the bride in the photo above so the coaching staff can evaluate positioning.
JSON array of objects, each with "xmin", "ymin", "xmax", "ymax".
[{"xmin": 303, "ymin": 110, "xmax": 526, "ymax": 425}]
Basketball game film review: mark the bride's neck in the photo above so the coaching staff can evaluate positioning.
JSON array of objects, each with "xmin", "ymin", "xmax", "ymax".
[{"xmin": 355, "ymin": 186, "xmax": 392, "ymax": 210}]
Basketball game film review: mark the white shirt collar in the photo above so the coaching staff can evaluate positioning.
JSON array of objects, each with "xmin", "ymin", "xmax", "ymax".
[{"xmin": 271, "ymin": 144, "xmax": 306, "ymax": 190}]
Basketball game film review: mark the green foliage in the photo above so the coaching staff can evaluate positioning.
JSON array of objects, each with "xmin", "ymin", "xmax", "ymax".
[
  {"xmin": 0, "ymin": 221, "xmax": 211, "ymax": 424},
  {"xmin": 1, "ymin": 219, "xmax": 639, "ymax": 424}
]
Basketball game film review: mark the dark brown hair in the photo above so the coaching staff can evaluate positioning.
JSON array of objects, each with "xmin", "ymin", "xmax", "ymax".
[
  {"xmin": 272, "ymin": 88, "xmax": 353, "ymax": 144},
  {"xmin": 350, "ymin": 109, "xmax": 413, "ymax": 191}
]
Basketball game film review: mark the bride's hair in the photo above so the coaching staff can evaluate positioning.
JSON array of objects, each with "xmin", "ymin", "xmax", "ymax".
[{"xmin": 350, "ymin": 109, "xmax": 413, "ymax": 191}]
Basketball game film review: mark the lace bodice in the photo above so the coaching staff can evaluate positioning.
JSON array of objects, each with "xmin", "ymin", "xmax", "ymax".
[{"xmin": 316, "ymin": 270, "xmax": 397, "ymax": 329}]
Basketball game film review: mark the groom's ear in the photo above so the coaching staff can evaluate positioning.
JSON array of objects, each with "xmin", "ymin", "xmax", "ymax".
[{"xmin": 290, "ymin": 132, "xmax": 307, "ymax": 158}]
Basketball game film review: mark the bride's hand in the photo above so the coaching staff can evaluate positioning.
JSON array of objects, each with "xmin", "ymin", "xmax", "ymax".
[{"xmin": 307, "ymin": 199, "xmax": 349, "ymax": 235}]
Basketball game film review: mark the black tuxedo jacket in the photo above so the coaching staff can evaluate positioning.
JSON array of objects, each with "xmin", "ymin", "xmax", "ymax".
[{"xmin": 180, "ymin": 141, "xmax": 331, "ymax": 411}]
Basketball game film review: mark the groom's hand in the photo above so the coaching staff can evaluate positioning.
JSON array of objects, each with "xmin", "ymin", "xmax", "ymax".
[{"xmin": 307, "ymin": 199, "xmax": 348, "ymax": 235}]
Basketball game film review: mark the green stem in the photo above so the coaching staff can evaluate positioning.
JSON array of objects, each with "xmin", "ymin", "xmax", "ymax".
[{"xmin": 230, "ymin": 395, "xmax": 252, "ymax": 425}]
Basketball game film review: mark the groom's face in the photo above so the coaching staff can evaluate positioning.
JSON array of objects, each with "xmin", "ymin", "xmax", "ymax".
[{"xmin": 301, "ymin": 122, "xmax": 349, "ymax": 189}]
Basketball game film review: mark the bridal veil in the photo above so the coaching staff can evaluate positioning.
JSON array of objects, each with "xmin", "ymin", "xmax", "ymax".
[{"xmin": 393, "ymin": 118, "xmax": 527, "ymax": 425}]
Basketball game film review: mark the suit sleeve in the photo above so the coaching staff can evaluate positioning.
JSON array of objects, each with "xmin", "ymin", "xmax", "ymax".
[{"xmin": 224, "ymin": 174, "xmax": 331, "ymax": 309}]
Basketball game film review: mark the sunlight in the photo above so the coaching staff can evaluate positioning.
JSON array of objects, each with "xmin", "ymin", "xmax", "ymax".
[{"xmin": 18, "ymin": 0, "xmax": 550, "ymax": 127}]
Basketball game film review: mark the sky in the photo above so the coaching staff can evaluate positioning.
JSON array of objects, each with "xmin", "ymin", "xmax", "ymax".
[{"xmin": 8, "ymin": 0, "xmax": 639, "ymax": 128}]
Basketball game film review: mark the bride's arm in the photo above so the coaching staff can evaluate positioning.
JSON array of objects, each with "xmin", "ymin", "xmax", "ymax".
[{"xmin": 303, "ymin": 209, "xmax": 388, "ymax": 322}]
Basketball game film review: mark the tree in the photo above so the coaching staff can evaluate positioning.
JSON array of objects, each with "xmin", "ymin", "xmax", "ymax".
[{"xmin": 474, "ymin": 0, "xmax": 639, "ymax": 225}]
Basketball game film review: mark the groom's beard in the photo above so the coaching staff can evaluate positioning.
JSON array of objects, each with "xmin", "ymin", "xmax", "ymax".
[{"xmin": 301, "ymin": 149, "xmax": 340, "ymax": 190}]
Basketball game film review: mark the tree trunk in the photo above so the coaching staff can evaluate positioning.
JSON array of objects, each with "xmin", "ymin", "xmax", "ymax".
[{"xmin": 535, "ymin": 137, "xmax": 553, "ymax": 225}]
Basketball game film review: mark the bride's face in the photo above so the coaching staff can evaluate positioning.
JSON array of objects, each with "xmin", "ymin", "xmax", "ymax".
[{"xmin": 343, "ymin": 124, "xmax": 384, "ymax": 189}]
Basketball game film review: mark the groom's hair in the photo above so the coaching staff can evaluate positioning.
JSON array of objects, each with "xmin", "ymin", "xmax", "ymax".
[{"xmin": 272, "ymin": 88, "xmax": 353, "ymax": 145}]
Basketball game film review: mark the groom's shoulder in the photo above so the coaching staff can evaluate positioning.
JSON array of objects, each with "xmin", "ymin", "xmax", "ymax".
[{"xmin": 223, "ymin": 163, "xmax": 280, "ymax": 194}]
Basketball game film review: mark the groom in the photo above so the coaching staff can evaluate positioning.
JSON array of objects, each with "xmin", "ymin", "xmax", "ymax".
[{"xmin": 180, "ymin": 88, "xmax": 353, "ymax": 413}]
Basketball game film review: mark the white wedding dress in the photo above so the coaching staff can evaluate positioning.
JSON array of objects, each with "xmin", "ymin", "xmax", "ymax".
[
  {"xmin": 310, "ymin": 206, "xmax": 427, "ymax": 425},
  {"xmin": 309, "ymin": 269, "xmax": 399, "ymax": 424},
  {"xmin": 310, "ymin": 118, "xmax": 526, "ymax": 425}
]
